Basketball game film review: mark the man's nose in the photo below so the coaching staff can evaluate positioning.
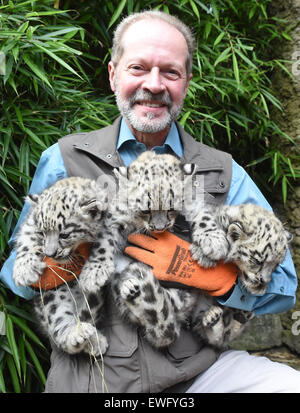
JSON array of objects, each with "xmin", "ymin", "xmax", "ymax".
[{"xmin": 142, "ymin": 67, "xmax": 166, "ymax": 94}]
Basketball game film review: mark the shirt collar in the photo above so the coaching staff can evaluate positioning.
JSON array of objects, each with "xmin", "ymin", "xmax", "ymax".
[{"xmin": 117, "ymin": 118, "xmax": 183, "ymax": 158}]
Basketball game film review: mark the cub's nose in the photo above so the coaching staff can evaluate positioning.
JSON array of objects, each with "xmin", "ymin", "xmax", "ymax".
[{"xmin": 44, "ymin": 232, "xmax": 59, "ymax": 257}]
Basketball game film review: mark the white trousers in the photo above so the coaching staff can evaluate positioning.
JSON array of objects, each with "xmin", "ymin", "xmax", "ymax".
[{"xmin": 186, "ymin": 350, "xmax": 300, "ymax": 393}]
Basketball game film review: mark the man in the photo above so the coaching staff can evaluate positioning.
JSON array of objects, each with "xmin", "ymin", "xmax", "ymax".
[{"xmin": 1, "ymin": 11, "xmax": 299, "ymax": 393}]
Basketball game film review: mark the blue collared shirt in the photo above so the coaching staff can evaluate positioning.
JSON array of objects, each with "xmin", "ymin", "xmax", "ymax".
[
  {"xmin": 117, "ymin": 118, "xmax": 183, "ymax": 164},
  {"xmin": 0, "ymin": 120, "xmax": 297, "ymax": 316}
]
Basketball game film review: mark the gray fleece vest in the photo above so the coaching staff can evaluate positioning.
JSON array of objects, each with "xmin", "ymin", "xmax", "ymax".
[{"xmin": 44, "ymin": 117, "xmax": 232, "ymax": 393}]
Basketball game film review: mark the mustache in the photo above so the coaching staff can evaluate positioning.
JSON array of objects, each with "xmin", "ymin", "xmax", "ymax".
[{"xmin": 129, "ymin": 90, "xmax": 173, "ymax": 108}]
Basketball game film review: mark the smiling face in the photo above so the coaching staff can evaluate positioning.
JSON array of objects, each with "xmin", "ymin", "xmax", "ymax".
[{"xmin": 108, "ymin": 19, "xmax": 192, "ymax": 137}]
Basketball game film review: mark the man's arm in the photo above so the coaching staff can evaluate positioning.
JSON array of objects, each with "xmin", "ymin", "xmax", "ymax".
[{"xmin": 0, "ymin": 143, "xmax": 67, "ymax": 299}]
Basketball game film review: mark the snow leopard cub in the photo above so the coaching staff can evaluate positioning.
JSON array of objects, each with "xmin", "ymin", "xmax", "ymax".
[
  {"xmin": 188, "ymin": 202, "xmax": 292, "ymax": 347},
  {"xmin": 110, "ymin": 151, "xmax": 226, "ymax": 348},
  {"xmin": 13, "ymin": 177, "xmax": 113, "ymax": 356},
  {"xmin": 110, "ymin": 151, "xmax": 196, "ymax": 347},
  {"xmin": 111, "ymin": 152, "xmax": 291, "ymax": 349}
]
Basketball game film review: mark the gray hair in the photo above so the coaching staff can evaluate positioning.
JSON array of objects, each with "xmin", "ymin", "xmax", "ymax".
[{"xmin": 111, "ymin": 10, "xmax": 196, "ymax": 76}]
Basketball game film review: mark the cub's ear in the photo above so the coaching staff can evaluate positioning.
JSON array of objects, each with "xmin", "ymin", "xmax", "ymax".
[
  {"xmin": 227, "ymin": 222, "xmax": 246, "ymax": 242},
  {"xmin": 181, "ymin": 163, "xmax": 196, "ymax": 175},
  {"xmin": 26, "ymin": 193, "xmax": 40, "ymax": 205},
  {"xmin": 285, "ymin": 230, "xmax": 293, "ymax": 243},
  {"xmin": 80, "ymin": 198, "xmax": 103, "ymax": 218},
  {"xmin": 113, "ymin": 166, "xmax": 128, "ymax": 179}
]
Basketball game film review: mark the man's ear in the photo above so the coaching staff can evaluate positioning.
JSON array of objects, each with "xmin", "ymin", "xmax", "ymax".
[
  {"xmin": 184, "ymin": 72, "xmax": 192, "ymax": 97},
  {"xmin": 108, "ymin": 61, "xmax": 116, "ymax": 92}
]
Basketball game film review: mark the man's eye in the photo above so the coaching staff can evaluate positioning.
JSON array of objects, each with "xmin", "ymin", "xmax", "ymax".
[
  {"xmin": 165, "ymin": 70, "xmax": 180, "ymax": 80},
  {"xmin": 128, "ymin": 65, "xmax": 145, "ymax": 74}
]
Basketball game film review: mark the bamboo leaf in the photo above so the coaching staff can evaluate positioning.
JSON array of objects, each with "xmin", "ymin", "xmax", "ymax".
[
  {"xmin": 287, "ymin": 158, "xmax": 296, "ymax": 179},
  {"xmin": 108, "ymin": 0, "xmax": 127, "ymax": 29},
  {"xmin": 214, "ymin": 31, "xmax": 225, "ymax": 47},
  {"xmin": 24, "ymin": 127, "xmax": 47, "ymax": 150},
  {"xmin": 6, "ymin": 355, "xmax": 21, "ymax": 393},
  {"xmin": 26, "ymin": 10, "xmax": 70, "ymax": 17},
  {"xmin": 35, "ymin": 27, "xmax": 80, "ymax": 40},
  {"xmin": 225, "ymin": 114, "xmax": 232, "ymax": 143},
  {"xmin": 13, "ymin": 105, "xmax": 24, "ymax": 130},
  {"xmin": 234, "ymin": 48, "xmax": 258, "ymax": 70},
  {"xmin": 22, "ymin": 54, "xmax": 52, "ymax": 88},
  {"xmin": 5, "ymin": 304, "xmax": 35, "ymax": 323},
  {"xmin": 25, "ymin": 340, "xmax": 46, "ymax": 385},
  {"xmin": 260, "ymin": 93, "xmax": 269, "ymax": 117},
  {"xmin": 282, "ymin": 32, "xmax": 292, "ymax": 41},
  {"xmin": 9, "ymin": 315, "xmax": 46, "ymax": 349},
  {"xmin": 189, "ymin": 0, "xmax": 200, "ymax": 20},
  {"xmin": 32, "ymin": 41, "xmax": 83, "ymax": 79},
  {"xmin": 5, "ymin": 316, "xmax": 21, "ymax": 379},
  {"xmin": 232, "ymin": 52, "xmax": 240, "ymax": 86},
  {"xmin": 273, "ymin": 152, "xmax": 278, "ymax": 177},
  {"xmin": 18, "ymin": 335, "xmax": 26, "ymax": 384},
  {"xmin": 179, "ymin": 110, "xmax": 191, "ymax": 127},
  {"xmin": 214, "ymin": 47, "xmax": 231, "ymax": 66},
  {"xmin": 0, "ymin": 366, "xmax": 6, "ymax": 393},
  {"xmin": 282, "ymin": 176, "xmax": 287, "ymax": 204}
]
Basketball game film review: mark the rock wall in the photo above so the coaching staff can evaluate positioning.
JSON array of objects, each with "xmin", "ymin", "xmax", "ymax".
[
  {"xmin": 229, "ymin": 1, "xmax": 300, "ymax": 357},
  {"xmin": 269, "ymin": 0, "xmax": 300, "ymax": 355},
  {"xmin": 269, "ymin": 0, "xmax": 300, "ymax": 271}
]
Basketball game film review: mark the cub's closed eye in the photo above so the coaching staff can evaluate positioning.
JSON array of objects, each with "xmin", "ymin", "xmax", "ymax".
[
  {"xmin": 60, "ymin": 233, "xmax": 70, "ymax": 239},
  {"xmin": 140, "ymin": 210, "xmax": 150, "ymax": 215}
]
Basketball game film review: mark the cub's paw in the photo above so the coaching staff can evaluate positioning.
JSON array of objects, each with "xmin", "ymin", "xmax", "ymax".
[
  {"xmin": 64, "ymin": 322, "xmax": 108, "ymax": 356},
  {"xmin": 202, "ymin": 306, "xmax": 224, "ymax": 329},
  {"xmin": 190, "ymin": 243, "xmax": 217, "ymax": 268},
  {"xmin": 13, "ymin": 257, "xmax": 46, "ymax": 286},
  {"xmin": 120, "ymin": 278, "xmax": 141, "ymax": 301},
  {"xmin": 191, "ymin": 230, "xmax": 229, "ymax": 267},
  {"xmin": 84, "ymin": 330, "xmax": 108, "ymax": 357},
  {"xmin": 202, "ymin": 306, "xmax": 226, "ymax": 348},
  {"xmin": 80, "ymin": 263, "xmax": 114, "ymax": 293}
]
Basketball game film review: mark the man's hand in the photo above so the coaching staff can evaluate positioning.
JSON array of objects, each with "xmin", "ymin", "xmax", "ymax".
[
  {"xmin": 31, "ymin": 242, "xmax": 91, "ymax": 290},
  {"xmin": 125, "ymin": 231, "xmax": 237, "ymax": 297}
]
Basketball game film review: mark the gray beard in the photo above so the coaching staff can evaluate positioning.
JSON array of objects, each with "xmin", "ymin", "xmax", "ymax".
[{"xmin": 114, "ymin": 85, "xmax": 184, "ymax": 133}]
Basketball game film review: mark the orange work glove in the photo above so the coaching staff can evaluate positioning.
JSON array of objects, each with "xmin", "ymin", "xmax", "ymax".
[
  {"xmin": 31, "ymin": 242, "xmax": 91, "ymax": 291},
  {"xmin": 125, "ymin": 232, "xmax": 237, "ymax": 297}
]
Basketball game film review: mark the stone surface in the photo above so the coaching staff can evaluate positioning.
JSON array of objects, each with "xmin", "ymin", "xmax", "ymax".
[
  {"xmin": 229, "ymin": 314, "xmax": 283, "ymax": 351},
  {"xmin": 245, "ymin": 0, "xmax": 300, "ymax": 357},
  {"xmin": 250, "ymin": 347, "xmax": 300, "ymax": 371}
]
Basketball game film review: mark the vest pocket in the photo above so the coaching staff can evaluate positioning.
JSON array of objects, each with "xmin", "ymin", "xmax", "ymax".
[
  {"xmin": 90, "ymin": 320, "xmax": 142, "ymax": 393},
  {"xmin": 166, "ymin": 329, "xmax": 203, "ymax": 360},
  {"xmin": 104, "ymin": 320, "xmax": 138, "ymax": 357}
]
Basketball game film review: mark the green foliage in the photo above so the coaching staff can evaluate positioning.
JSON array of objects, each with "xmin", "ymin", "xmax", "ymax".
[
  {"xmin": 0, "ymin": 0, "xmax": 299, "ymax": 392},
  {"xmin": 0, "ymin": 284, "xmax": 48, "ymax": 392}
]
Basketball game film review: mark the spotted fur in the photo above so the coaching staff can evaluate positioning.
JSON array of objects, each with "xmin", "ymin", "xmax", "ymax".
[
  {"xmin": 216, "ymin": 203, "xmax": 292, "ymax": 294},
  {"xmin": 12, "ymin": 177, "xmax": 112, "ymax": 356},
  {"xmin": 110, "ymin": 152, "xmax": 292, "ymax": 349}
]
